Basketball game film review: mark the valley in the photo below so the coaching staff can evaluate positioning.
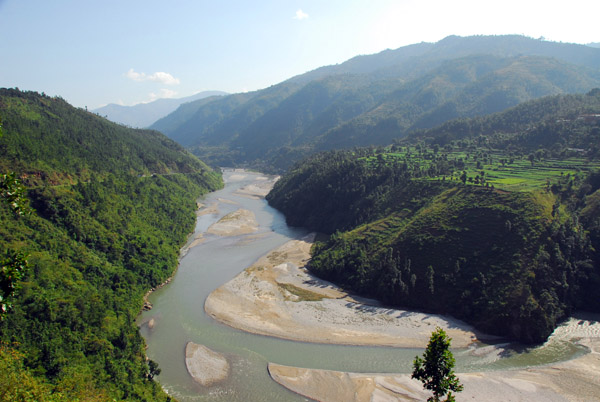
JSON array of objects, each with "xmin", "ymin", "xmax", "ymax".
[{"xmin": 2, "ymin": 33, "xmax": 600, "ymax": 401}]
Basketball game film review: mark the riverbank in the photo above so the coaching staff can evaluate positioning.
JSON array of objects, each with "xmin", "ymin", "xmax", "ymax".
[
  {"xmin": 269, "ymin": 331, "xmax": 600, "ymax": 401},
  {"xmin": 205, "ymin": 234, "xmax": 480, "ymax": 348}
]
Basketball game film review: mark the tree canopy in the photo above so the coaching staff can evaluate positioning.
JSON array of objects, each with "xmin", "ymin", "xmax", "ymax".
[{"xmin": 412, "ymin": 327, "xmax": 463, "ymax": 402}]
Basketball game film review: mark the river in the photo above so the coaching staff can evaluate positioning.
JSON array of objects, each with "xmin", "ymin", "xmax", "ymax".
[{"xmin": 138, "ymin": 170, "xmax": 588, "ymax": 401}]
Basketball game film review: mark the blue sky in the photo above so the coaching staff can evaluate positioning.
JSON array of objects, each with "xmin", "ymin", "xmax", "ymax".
[{"xmin": 1, "ymin": 0, "xmax": 598, "ymax": 109}]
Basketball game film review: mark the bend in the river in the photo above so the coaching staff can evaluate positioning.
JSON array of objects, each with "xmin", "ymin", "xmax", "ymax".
[{"xmin": 139, "ymin": 169, "xmax": 593, "ymax": 402}]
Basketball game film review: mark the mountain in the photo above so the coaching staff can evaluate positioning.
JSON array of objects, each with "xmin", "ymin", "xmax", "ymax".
[
  {"xmin": 266, "ymin": 91, "xmax": 600, "ymax": 342},
  {"xmin": 0, "ymin": 88, "xmax": 222, "ymax": 400},
  {"xmin": 93, "ymin": 90, "xmax": 227, "ymax": 128},
  {"xmin": 409, "ymin": 88, "xmax": 600, "ymax": 153},
  {"xmin": 587, "ymin": 43, "xmax": 600, "ymax": 49},
  {"xmin": 151, "ymin": 35, "xmax": 600, "ymax": 172}
]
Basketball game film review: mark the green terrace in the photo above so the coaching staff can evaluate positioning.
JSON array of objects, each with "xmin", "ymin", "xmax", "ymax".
[{"xmin": 358, "ymin": 146, "xmax": 600, "ymax": 192}]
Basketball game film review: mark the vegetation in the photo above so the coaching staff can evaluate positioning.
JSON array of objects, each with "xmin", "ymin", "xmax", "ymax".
[
  {"xmin": 0, "ymin": 89, "xmax": 223, "ymax": 400},
  {"xmin": 267, "ymin": 93, "xmax": 600, "ymax": 343},
  {"xmin": 412, "ymin": 327, "xmax": 463, "ymax": 402},
  {"xmin": 0, "ymin": 122, "xmax": 31, "ymax": 318},
  {"xmin": 153, "ymin": 35, "xmax": 600, "ymax": 172},
  {"xmin": 278, "ymin": 283, "xmax": 327, "ymax": 302}
]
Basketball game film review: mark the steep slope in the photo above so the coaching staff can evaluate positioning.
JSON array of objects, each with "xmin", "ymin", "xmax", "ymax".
[
  {"xmin": 0, "ymin": 88, "xmax": 222, "ymax": 400},
  {"xmin": 318, "ymin": 56, "xmax": 600, "ymax": 150},
  {"xmin": 93, "ymin": 90, "xmax": 227, "ymax": 128},
  {"xmin": 266, "ymin": 97, "xmax": 600, "ymax": 343},
  {"xmin": 153, "ymin": 35, "xmax": 600, "ymax": 172},
  {"xmin": 0, "ymin": 89, "xmax": 219, "ymax": 179},
  {"xmin": 409, "ymin": 88, "xmax": 600, "ymax": 154}
]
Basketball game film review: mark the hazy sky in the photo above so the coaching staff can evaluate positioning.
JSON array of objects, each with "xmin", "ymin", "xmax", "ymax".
[{"xmin": 1, "ymin": 0, "xmax": 598, "ymax": 109}]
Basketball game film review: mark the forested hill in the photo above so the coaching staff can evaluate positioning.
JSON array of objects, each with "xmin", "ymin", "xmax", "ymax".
[
  {"xmin": 0, "ymin": 88, "xmax": 217, "ymax": 181},
  {"xmin": 0, "ymin": 88, "xmax": 222, "ymax": 400},
  {"xmin": 410, "ymin": 88, "xmax": 600, "ymax": 153},
  {"xmin": 152, "ymin": 35, "xmax": 600, "ymax": 172},
  {"xmin": 266, "ymin": 96, "xmax": 600, "ymax": 343}
]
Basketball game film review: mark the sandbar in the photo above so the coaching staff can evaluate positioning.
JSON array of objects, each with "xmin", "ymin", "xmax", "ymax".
[
  {"xmin": 185, "ymin": 342, "xmax": 230, "ymax": 386},
  {"xmin": 205, "ymin": 234, "xmax": 479, "ymax": 348},
  {"xmin": 234, "ymin": 175, "xmax": 279, "ymax": 199},
  {"xmin": 269, "ymin": 333, "xmax": 600, "ymax": 402},
  {"xmin": 206, "ymin": 209, "xmax": 258, "ymax": 237}
]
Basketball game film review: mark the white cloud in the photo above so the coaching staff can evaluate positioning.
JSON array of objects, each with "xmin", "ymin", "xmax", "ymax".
[
  {"xmin": 293, "ymin": 9, "xmax": 308, "ymax": 20},
  {"xmin": 146, "ymin": 88, "xmax": 178, "ymax": 103},
  {"xmin": 159, "ymin": 88, "xmax": 178, "ymax": 98},
  {"xmin": 126, "ymin": 68, "xmax": 180, "ymax": 85}
]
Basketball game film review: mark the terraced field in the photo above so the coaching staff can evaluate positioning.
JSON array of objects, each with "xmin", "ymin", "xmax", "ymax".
[{"xmin": 362, "ymin": 146, "xmax": 600, "ymax": 192}]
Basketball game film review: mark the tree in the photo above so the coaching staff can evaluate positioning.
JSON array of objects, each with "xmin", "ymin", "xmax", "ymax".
[
  {"xmin": 412, "ymin": 327, "xmax": 463, "ymax": 402},
  {"xmin": 147, "ymin": 360, "xmax": 161, "ymax": 380},
  {"xmin": 0, "ymin": 250, "xmax": 28, "ymax": 316},
  {"xmin": 0, "ymin": 120, "xmax": 31, "ymax": 318},
  {"xmin": 0, "ymin": 172, "xmax": 30, "ymax": 216}
]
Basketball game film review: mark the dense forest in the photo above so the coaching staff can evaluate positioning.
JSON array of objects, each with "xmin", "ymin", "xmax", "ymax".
[
  {"xmin": 267, "ymin": 90, "xmax": 600, "ymax": 343},
  {"xmin": 0, "ymin": 89, "xmax": 222, "ymax": 401},
  {"xmin": 153, "ymin": 35, "xmax": 600, "ymax": 172}
]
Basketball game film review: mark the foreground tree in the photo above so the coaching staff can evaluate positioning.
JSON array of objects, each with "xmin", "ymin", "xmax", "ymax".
[{"xmin": 412, "ymin": 327, "xmax": 463, "ymax": 402}]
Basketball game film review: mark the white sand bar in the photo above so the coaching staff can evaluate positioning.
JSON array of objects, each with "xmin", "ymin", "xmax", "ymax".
[
  {"xmin": 205, "ymin": 234, "xmax": 478, "ymax": 348},
  {"xmin": 206, "ymin": 209, "xmax": 258, "ymax": 237},
  {"xmin": 185, "ymin": 342, "xmax": 230, "ymax": 386}
]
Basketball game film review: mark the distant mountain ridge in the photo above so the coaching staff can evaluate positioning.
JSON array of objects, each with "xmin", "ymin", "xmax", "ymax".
[
  {"xmin": 152, "ymin": 35, "xmax": 600, "ymax": 172},
  {"xmin": 93, "ymin": 90, "xmax": 227, "ymax": 128}
]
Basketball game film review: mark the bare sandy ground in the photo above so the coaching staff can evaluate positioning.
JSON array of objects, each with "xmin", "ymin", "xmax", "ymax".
[
  {"xmin": 269, "ymin": 334, "xmax": 600, "ymax": 402},
  {"xmin": 206, "ymin": 209, "xmax": 258, "ymax": 237},
  {"xmin": 185, "ymin": 342, "xmax": 230, "ymax": 386},
  {"xmin": 234, "ymin": 175, "xmax": 279, "ymax": 199},
  {"xmin": 205, "ymin": 234, "xmax": 479, "ymax": 348}
]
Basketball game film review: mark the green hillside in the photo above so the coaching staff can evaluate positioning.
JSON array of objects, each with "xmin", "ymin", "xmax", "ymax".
[
  {"xmin": 0, "ymin": 89, "xmax": 222, "ymax": 401},
  {"xmin": 267, "ymin": 95, "xmax": 600, "ymax": 344},
  {"xmin": 153, "ymin": 35, "xmax": 600, "ymax": 172}
]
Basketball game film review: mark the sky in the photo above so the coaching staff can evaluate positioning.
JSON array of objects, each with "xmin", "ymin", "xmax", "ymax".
[{"xmin": 1, "ymin": 0, "xmax": 599, "ymax": 109}]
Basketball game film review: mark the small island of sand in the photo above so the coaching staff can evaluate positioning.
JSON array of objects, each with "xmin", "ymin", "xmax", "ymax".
[
  {"xmin": 206, "ymin": 208, "xmax": 258, "ymax": 237},
  {"xmin": 185, "ymin": 342, "xmax": 230, "ymax": 386}
]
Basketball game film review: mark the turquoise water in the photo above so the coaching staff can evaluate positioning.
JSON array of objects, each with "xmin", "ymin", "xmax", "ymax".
[{"xmin": 138, "ymin": 170, "xmax": 588, "ymax": 401}]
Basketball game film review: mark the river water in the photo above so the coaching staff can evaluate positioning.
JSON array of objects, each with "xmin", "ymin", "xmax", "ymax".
[{"xmin": 139, "ymin": 170, "xmax": 588, "ymax": 401}]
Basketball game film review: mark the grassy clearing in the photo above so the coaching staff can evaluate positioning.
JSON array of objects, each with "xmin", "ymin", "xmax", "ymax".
[{"xmin": 278, "ymin": 283, "xmax": 327, "ymax": 302}]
